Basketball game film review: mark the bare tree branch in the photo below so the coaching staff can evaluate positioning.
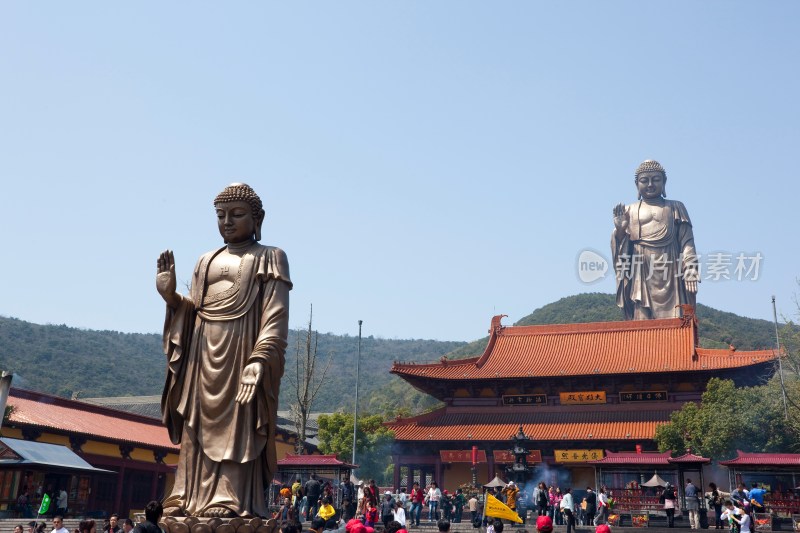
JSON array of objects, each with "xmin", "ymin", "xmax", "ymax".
[{"xmin": 287, "ymin": 303, "xmax": 335, "ymax": 454}]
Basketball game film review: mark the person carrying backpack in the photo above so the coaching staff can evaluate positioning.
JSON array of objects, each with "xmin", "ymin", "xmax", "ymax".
[
  {"xmin": 660, "ymin": 483, "xmax": 677, "ymax": 528},
  {"xmin": 537, "ymin": 483, "xmax": 549, "ymax": 517},
  {"xmin": 584, "ymin": 488, "xmax": 596, "ymax": 525},
  {"xmin": 381, "ymin": 492, "xmax": 396, "ymax": 528},
  {"xmin": 453, "ymin": 489, "xmax": 465, "ymax": 523},
  {"xmin": 708, "ymin": 483, "xmax": 726, "ymax": 529}
]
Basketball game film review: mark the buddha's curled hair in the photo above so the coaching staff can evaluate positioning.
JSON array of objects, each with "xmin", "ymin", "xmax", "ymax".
[{"xmin": 213, "ymin": 183, "xmax": 263, "ymax": 215}]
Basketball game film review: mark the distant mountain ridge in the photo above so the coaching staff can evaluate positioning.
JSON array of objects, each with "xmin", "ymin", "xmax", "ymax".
[{"xmin": 0, "ymin": 293, "xmax": 780, "ymax": 414}]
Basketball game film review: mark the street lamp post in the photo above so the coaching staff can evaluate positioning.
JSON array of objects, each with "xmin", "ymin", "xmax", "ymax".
[
  {"xmin": 773, "ymin": 296, "xmax": 789, "ymax": 420},
  {"xmin": 352, "ymin": 320, "xmax": 363, "ymax": 468}
]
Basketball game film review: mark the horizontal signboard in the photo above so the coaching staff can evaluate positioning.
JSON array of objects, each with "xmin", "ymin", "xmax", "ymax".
[
  {"xmin": 440, "ymin": 450, "xmax": 487, "ymax": 463},
  {"xmin": 620, "ymin": 391, "xmax": 668, "ymax": 402},
  {"xmin": 560, "ymin": 391, "xmax": 606, "ymax": 405},
  {"xmin": 493, "ymin": 450, "xmax": 542, "ymax": 463},
  {"xmin": 502, "ymin": 394, "xmax": 547, "ymax": 406},
  {"xmin": 554, "ymin": 449, "xmax": 604, "ymax": 463}
]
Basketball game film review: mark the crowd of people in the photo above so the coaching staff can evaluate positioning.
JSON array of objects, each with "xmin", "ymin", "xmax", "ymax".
[
  {"xmin": 276, "ymin": 474, "xmax": 777, "ymax": 533},
  {"xmin": 654, "ymin": 479, "xmax": 771, "ymax": 530},
  {"xmin": 483, "ymin": 482, "xmax": 611, "ymax": 533},
  {"xmin": 276, "ymin": 501, "xmax": 618, "ymax": 533},
  {"xmin": 275, "ymin": 477, "xmax": 616, "ymax": 533},
  {"xmin": 706, "ymin": 481, "xmax": 769, "ymax": 533},
  {"xmin": 9, "ymin": 477, "xmax": 772, "ymax": 533},
  {"xmin": 14, "ymin": 483, "xmax": 70, "ymax": 519},
  {"xmin": 277, "ymin": 476, "xmax": 425, "ymax": 528},
  {"xmin": 10, "ymin": 502, "xmax": 164, "ymax": 533}
]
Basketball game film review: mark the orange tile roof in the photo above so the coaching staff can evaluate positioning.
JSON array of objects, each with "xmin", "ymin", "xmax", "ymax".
[
  {"xmin": 7, "ymin": 388, "xmax": 178, "ymax": 451},
  {"xmin": 392, "ymin": 316, "xmax": 777, "ymax": 380},
  {"xmin": 386, "ymin": 405, "xmax": 674, "ymax": 442}
]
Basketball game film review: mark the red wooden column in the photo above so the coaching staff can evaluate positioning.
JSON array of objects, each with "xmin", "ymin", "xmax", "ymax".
[
  {"xmin": 113, "ymin": 464, "xmax": 126, "ymax": 513},
  {"xmin": 150, "ymin": 470, "xmax": 159, "ymax": 501}
]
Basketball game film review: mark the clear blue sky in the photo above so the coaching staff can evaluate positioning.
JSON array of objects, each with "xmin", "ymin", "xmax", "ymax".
[{"xmin": 2, "ymin": 2, "xmax": 798, "ymax": 342}]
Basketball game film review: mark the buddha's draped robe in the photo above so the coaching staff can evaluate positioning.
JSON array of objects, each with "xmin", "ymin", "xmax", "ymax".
[
  {"xmin": 611, "ymin": 199, "xmax": 697, "ymax": 320},
  {"xmin": 161, "ymin": 244, "xmax": 291, "ymax": 517}
]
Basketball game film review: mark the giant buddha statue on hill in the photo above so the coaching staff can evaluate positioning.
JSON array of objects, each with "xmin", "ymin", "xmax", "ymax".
[
  {"xmin": 155, "ymin": 183, "xmax": 291, "ymax": 518},
  {"xmin": 612, "ymin": 160, "xmax": 698, "ymax": 320}
]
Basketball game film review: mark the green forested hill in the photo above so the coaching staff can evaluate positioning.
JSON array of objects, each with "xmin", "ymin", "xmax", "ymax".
[
  {"xmin": 0, "ymin": 315, "xmax": 463, "ymax": 413},
  {"xmin": 444, "ymin": 293, "xmax": 779, "ymax": 359},
  {"xmin": 0, "ymin": 293, "xmax": 780, "ymax": 415},
  {"xmin": 0, "ymin": 317, "xmax": 166, "ymax": 398},
  {"xmin": 281, "ymin": 332, "xmax": 463, "ymax": 414}
]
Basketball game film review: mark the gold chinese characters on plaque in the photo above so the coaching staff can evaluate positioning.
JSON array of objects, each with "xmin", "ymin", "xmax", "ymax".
[
  {"xmin": 493, "ymin": 450, "xmax": 543, "ymax": 463},
  {"xmin": 439, "ymin": 450, "xmax": 487, "ymax": 463},
  {"xmin": 559, "ymin": 391, "xmax": 606, "ymax": 405},
  {"xmin": 554, "ymin": 449, "xmax": 604, "ymax": 463}
]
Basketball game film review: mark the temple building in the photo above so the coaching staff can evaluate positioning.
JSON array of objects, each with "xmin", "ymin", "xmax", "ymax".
[
  {"xmin": 1, "ymin": 388, "xmax": 178, "ymax": 517},
  {"xmin": 387, "ymin": 311, "xmax": 778, "ymax": 490},
  {"xmin": 1, "ymin": 388, "xmax": 314, "ymax": 517}
]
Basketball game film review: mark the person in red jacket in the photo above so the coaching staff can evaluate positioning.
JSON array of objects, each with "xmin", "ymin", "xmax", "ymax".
[
  {"xmin": 365, "ymin": 502, "xmax": 379, "ymax": 527},
  {"xmin": 410, "ymin": 482, "xmax": 425, "ymax": 527},
  {"xmin": 364, "ymin": 480, "xmax": 380, "ymax": 508}
]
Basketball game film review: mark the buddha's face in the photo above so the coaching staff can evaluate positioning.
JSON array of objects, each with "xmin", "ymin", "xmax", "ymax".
[
  {"xmin": 636, "ymin": 170, "xmax": 666, "ymax": 200},
  {"xmin": 216, "ymin": 200, "xmax": 258, "ymax": 243}
]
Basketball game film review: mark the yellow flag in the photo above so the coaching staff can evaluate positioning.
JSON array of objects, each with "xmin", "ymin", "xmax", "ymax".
[{"xmin": 484, "ymin": 493, "xmax": 523, "ymax": 523}]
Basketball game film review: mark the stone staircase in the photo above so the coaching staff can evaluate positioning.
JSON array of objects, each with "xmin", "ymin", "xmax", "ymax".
[{"xmin": 0, "ymin": 519, "xmax": 83, "ymax": 533}]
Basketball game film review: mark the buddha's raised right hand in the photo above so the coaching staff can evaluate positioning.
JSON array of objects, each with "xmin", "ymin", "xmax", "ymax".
[
  {"xmin": 613, "ymin": 203, "xmax": 629, "ymax": 237},
  {"xmin": 156, "ymin": 250, "xmax": 181, "ymax": 309}
]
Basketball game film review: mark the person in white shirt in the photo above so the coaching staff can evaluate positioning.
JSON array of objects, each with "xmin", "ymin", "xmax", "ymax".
[
  {"xmin": 50, "ymin": 517, "xmax": 68, "ymax": 533},
  {"xmin": 469, "ymin": 495, "xmax": 479, "ymax": 523},
  {"xmin": 398, "ymin": 488, "xmax": 409, "ymax": 512},
  {"xmin": 487, "ymin": 519, "xmax": 503, "ymax": 533},
  {"xmin": 56, "ymin": 490, "xmax": 68, "ymax": 516},
  {"xmin": 732, "ymin": 510, "xmax": 751, "ymax": 533},
  {"xmin": 594, "ymin": 487, "xmax": 609, "ymax": 526},
  {"xmin": 560, "ymin": 488, "xmax": 575, "ymax": 533},
  {"xmin": 393, "ymin": 502, "xmax": 407, "ymax": 526},
  {"xmin": 427, "ymin": 483, "xmax": 442, "ymax": 522},
  {"xmin": 721, "ymin": 501, "xmax": 743, "ymax": 529},
  {"xmin": 357, "ymin": 482, "xmax": 366, "ymax": 516}
]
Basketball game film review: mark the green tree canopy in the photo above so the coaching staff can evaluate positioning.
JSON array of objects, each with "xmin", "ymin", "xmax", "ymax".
[
  {"xmin": 655, "ymin": 377, "xmax": 798, "ymax": 459},
  {"xmin": 317, "ymin": 412, "xmax": 395, "ymax": 484}
]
